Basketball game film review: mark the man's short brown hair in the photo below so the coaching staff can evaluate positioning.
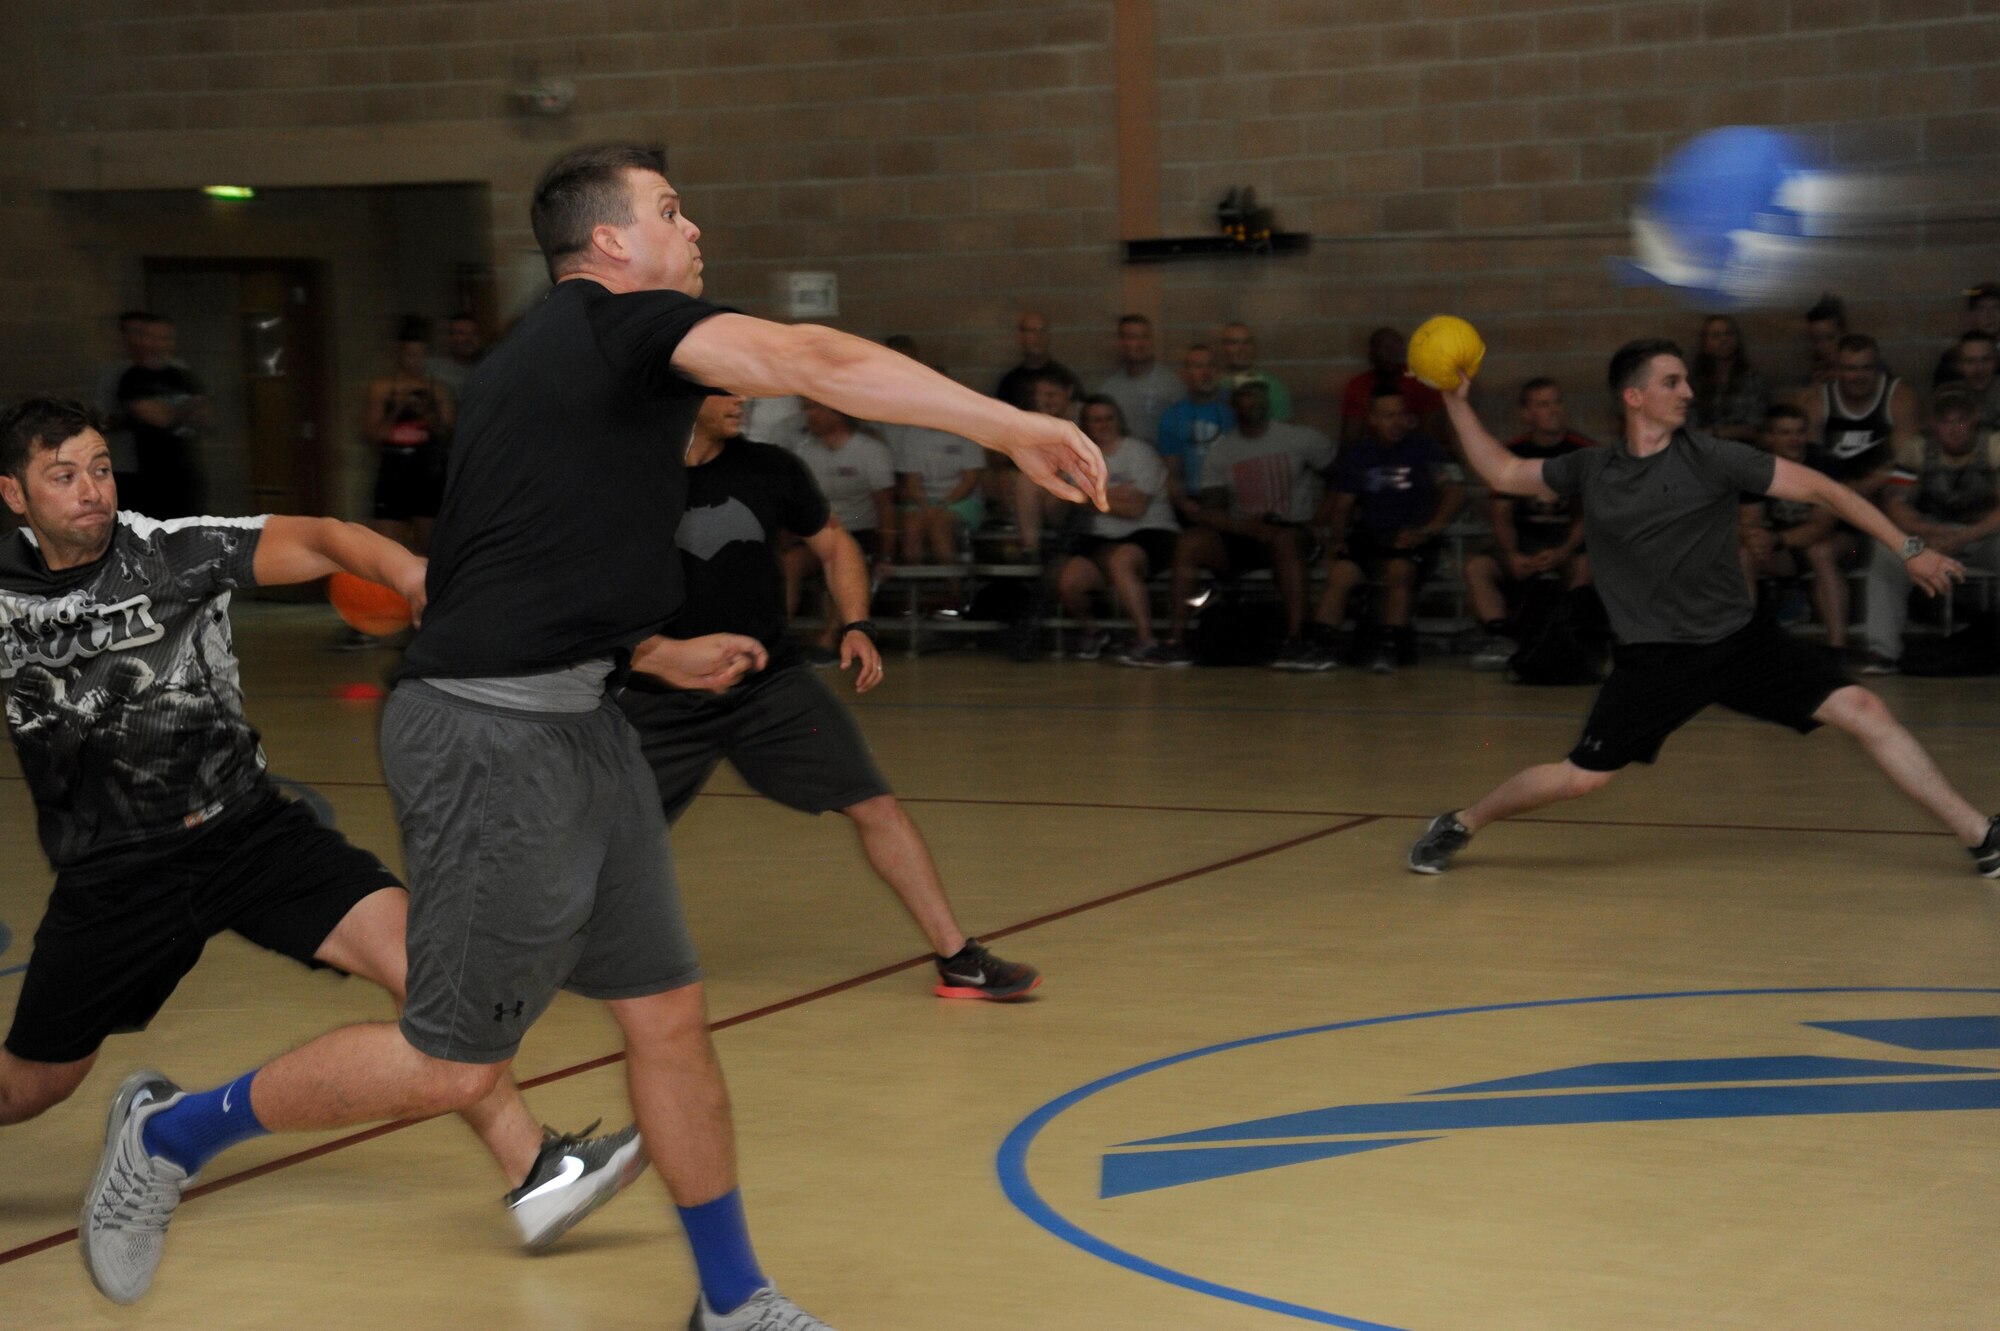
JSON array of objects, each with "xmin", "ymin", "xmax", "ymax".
[{"xmin": 530, "ymin": 142, "xmax": 668, "ymax": 277}]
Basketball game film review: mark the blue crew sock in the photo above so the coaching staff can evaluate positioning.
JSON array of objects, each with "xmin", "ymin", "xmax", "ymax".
[
  {"xmin": 140, "ymin": 1070, "xmax": 268, "ymax": 1175},
  {"xmin": 677, "ymin": 1189, "xmax": 766, "ymax": 1315}
]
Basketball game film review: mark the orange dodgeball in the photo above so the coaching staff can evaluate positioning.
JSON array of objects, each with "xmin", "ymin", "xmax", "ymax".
[{"xmin": 327, "ymin": 571, "xmax": 413, "ymax": 637}]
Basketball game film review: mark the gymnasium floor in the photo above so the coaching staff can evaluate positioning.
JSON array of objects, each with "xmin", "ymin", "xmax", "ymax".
[{"xmin": 3, "ymin": 604, "xmax": 1996, "ymax": 1330}]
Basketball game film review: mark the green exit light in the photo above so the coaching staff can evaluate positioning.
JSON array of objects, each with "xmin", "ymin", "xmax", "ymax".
[{"xmin": 201, "ymin": 185, "xmax": 256, "ymax": 200}]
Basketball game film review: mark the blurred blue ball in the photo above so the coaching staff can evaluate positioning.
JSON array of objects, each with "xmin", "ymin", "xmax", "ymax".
[{"xmin": 1611, "ymin": 126, "xmax": 1851, "ymax": 310}]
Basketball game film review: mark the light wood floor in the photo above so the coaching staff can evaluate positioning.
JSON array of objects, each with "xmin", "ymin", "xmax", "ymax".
[{"xmin": 3, "ymin": 605, "xmax": 1996, "ymax": 1330}]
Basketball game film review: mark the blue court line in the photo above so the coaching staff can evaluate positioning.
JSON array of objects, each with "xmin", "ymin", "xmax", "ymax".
[{"xmin": 995, "ymin": 985, "xmax": 2000, "ymax": 1331}]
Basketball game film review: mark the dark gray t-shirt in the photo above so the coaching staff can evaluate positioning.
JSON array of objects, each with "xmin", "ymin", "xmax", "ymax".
[{"xmin": 1541, "ymin": 430, "xmax": 1777, "ymax": 646}]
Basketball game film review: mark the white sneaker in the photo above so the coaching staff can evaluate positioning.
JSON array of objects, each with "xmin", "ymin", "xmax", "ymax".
[
  {"xmin": 506, "ymin": 1120, "xmax": 649, "ymax": 1251},
  {"xmin": 690, "ymin": 1286, "xmax": 837, "ymax": 1330},
  {"xmin": 80, "ymin": 1070, "xmax": 191, "ymax": 1304}
]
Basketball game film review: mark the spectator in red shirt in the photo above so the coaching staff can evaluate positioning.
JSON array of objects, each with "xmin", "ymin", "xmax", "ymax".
[{"xmin": 1341, "ymin": 326, "xmax": 1443, "ymax": 447}]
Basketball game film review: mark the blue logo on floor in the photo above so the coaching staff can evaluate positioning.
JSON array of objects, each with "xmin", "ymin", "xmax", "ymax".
[{"xmin": 998, "ymin": 988, "xmax": 2000, "ymax": 1330}]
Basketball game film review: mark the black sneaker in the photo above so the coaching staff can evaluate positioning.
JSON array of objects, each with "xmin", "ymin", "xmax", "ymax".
[
  {"xmin": 505, "ymin": 1120, "xmax": 648, "ymax": 1251},
  {"xmin": 934, "ymin": 939, "xmax": 1041, "ymax": 1000},
  {"xmin": 1973, "ymin": 815, "xmax": 2000, "ymax": 878},
  {"xmin": 1271, "ymin": 638, "xmax": 1311, "ymax": 671},
  {"xmin": 1408, "ymin": 812, "xmax": 1472, "ymax": 874}
]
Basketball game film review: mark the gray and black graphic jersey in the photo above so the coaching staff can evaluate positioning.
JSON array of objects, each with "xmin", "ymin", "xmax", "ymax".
[{"xmin": 0, "ymin": 512, "xmax": 269, "ymax": 868}]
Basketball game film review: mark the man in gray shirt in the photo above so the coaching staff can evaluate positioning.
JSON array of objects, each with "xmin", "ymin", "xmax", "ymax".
[
  {"xmin": 1094, "ymin": 314, "xmax": 1181, "ymax": 445},
  {"xmin": 1409, "ymin": 338, "xmax": 1998, "ymax": 879}
]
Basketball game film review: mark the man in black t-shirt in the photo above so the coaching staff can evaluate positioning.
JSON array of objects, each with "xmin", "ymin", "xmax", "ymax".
[
  {"xmin": 619, "ymin": 395, "xmax": 1038, "ymax": 1000},
  {"xmin": 0, "ymin": 401, "xmax": 639, "ymax": 1293},
  {"xmin": 1407, "ymin": 340, "xmax": 1998, "ymax": 880},
  {"xmin": 92, "ymin": 143, "xmax": 1106, "ymax": 1327},
  {"xmin": 1462, "ymin": 377, "xmax": 1596, "ymax": 666},
  {"xmin": 116, "ymin": 316, "xmax": 207, "ymax": 519}
]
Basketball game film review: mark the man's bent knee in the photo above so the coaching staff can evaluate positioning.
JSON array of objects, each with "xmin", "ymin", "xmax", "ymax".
[{"xmin": 1817, "ymin": 684, "xmax": 1888, "ymax": 732}]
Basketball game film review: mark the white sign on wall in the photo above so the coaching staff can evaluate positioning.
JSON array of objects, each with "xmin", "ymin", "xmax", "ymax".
[{"xmin": 779, "ymin": 271, "xmax": 839, "ymax": 320}]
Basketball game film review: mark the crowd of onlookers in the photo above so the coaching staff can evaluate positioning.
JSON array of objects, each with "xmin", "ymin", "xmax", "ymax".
[
  {"xmin": 29, "ymin": 279, "xmax": 2000, "ymax": 678},
  {"xmin": 756, "ymin": 281, "xmax": 2000, "ymax": 677}
]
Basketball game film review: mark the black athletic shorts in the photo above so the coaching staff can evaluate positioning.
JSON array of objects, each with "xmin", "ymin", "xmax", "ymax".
[
  {"xmin": 372, "ymin": 445, "xmax": 443, "ymax": 521},
  {"xmin": 618, "ymin": 665, "xmax": 892, "ymax": 824},
  {"xmin": 850, "ymin": 527, "xmax": 883, "ymax": 559},
  {"xmin": 4, "ymin": 792, "xmax": 400, "ymax": 1064},
  {"xmin": 1077, "ymin": 529, "xmax": 1178, "ymax": 574},
  {"xmin": 1339, "ymin": 528, "xmax": 1442, "ymax": 584},
  {"xmin": 1215, "ymin": 522, "xmax": 1313, "ymax": 575},
  {"xmin": 1568, "ymin": 618, "xmax": 1852, "ymax": 773}
]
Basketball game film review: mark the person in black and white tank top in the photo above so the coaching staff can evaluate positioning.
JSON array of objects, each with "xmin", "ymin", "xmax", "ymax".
[{"xmin": 1800, "ymin": 332, "xmax": 1919, "ymax": 501}]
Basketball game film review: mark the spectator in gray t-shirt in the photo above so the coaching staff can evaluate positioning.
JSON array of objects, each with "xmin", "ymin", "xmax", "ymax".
[
  {"xmin": 1094, "ymin": 314, "xmax": 1182, "ymax": 446},
  {"xmin": 1406, "ymin": 337, "xmax": 1997, "ymax": 881}
]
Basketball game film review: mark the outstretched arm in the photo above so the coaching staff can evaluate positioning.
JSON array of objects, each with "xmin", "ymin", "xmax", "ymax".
[
  {"xmin": 672, "ymin": 315, "xmax": 1107, "ymax": 509},
  {"xmin": 1769, "ymin": 459, "xmax": 1962, "ymax": 595},
  {"xmin": 253, "ymin": 516, "xmax": 428, "ymax": 618},
  {"xmin": 1441, "ymin": 378, "xmax": 1553, "ymax": 499}
]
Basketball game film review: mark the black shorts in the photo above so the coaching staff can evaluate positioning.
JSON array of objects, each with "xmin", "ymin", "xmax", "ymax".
[
  {"xmin": 1215, "ymin": 523, "xmax": 1312, "ymax": 574},
  {"xmin": 1568, "ymin": 618, "xmax": 1852, "ymax": 773},
  {"xmin": 850, "ymin": 527, "xmax": 883, "ymax": 559},
  {"xmin": 1340, "ymin": 528, "xmax": 1442, "ymax": 584},
  {"xmin": 618, "ymin": 665, "xmax": 893, "ymax": 824},
  {"xmin": 4, "ymin": 793, "xmax": 400, "ymax": 1064},
  {"xmin": 372, "ymin": 445, "xmax": 443, "ymax": 521},
  {"xmin": 1076, "ymin": 529, "xmax": 1178, "ymax": 574}
]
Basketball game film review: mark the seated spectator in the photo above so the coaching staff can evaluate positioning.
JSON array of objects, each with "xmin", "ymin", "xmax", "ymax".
[
  {"xmin": 1799, "ymin": 293, "xmax": 1848, "ymax": 390},
  {"xmin": 1862, "ymin": 388, "xmax": 2000, "ymax": 673},
  {"xmin": 993, "ymin": 311, "xmax": 1080, "ymax": 412},
  {"xmin": 1095, "ymin": 314, "xmax": 1182, "ymax": 446},
  {"xmin": 1689, "ymin": 313, "xmax": 1768, "ymax": 443},
  {"xmin": 1931, "ymin": 281, "xmax": 2000, "ymax": 386},
  {"xmin": 1942, "ymin": 331, "xmax": 2000, "ymax": 433},
  {"xmin": 785, "ymin": 400, "xmax": 897, "ymax": 660},
  {"xmin": 1011, "ymin": 368, "xmax": 1084, "ymax": 551},
  {"xmin": 1217, "ymin": 321, "xmax": 1292, "ymax": 420},
  {"xmin": 1033, "ymin": 397, "xmax": 1180, "ymax": 664},
  {"xmin": 1737, "ymin": 403, "xmax": 1853, "ymax": 654},
  {"xmin": 1161, "ymin": 381, "xmax": 1333, "ymax": 667},
  {"xmin": 740, "ymin": 395, "xmax": 808, "ymax": 446},
  {"xmin": 1800, "ymin": 333, "xmax": 1916, "ymax": 504},
  {"xmin": 1156, "ymin": 344, "xmax": 1235, "ymax": 524},
  {"xmin": 1462, "ymin": 377, "xmax": 1595, "ymax": 668},
  {"xmin": 1340, "ymin": 326, "xmax": 1443, "ymax": 447},
  {"xmin": 425, "ymin": 313, "xmax": 487, "ymax": 397},
  {"xmin": 888, "ymin": 414, "xmax": 986, "ymax": 614},
  {"xmin": 1307, "ymin": 387, "xmax": 1466, "ymax": 674}
]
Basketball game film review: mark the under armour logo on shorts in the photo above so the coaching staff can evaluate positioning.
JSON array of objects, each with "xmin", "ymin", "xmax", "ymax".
[{"xmin": 493, "ymin": 1000, "xmax": 525, "ymax": 1022}]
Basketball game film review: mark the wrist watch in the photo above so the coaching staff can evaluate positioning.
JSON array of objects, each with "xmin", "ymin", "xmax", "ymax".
[
  {"xmin": 1899, "ymin": 535, "xmax": 1925, "ymax": 560},
  {"xmin": 840, "ymin": 619, "xmax": 880, "ymax": 644}
]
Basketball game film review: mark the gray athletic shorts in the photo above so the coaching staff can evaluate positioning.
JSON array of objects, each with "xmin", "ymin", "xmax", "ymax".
[{"xmin": 381, "ymin": 681, "xmax": 702, "ymax": 1064}]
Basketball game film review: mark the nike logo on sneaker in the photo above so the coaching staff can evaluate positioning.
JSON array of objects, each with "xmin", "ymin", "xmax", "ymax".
[
  {"xmin": 221, "ymin": 1086, "xmax": 232, "ymax": 1112},
  {"xmin": 512, "ymin": 1155, "xmax": 585, "ymax": 1207},
  {"xmin": 942, "ymin": 967, "xmax": 987, "ymax": 985}
]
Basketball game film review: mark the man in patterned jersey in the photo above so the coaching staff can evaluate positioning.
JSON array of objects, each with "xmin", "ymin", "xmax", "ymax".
[{"xmin": 0, "ymin": 399, "xmax": 643, "ymax": 1260}]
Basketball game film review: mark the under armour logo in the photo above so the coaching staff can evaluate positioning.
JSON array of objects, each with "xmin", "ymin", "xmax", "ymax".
[{"xmin": 493, "ymin": 1000, "xmax": 525, "ymax": 1022}]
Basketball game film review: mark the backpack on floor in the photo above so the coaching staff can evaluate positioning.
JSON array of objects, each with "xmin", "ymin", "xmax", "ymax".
[
  {"xmin": 1899, "ymin": 610, "xmax": 2000, "ymax": 677},
  {"xmin": 1187, "ymin": 588, "xmax": 1285, "ymax": 666},
  {"xmin": 1507, "ymin": 584, "xmax": 1600, "ymax": 686}
]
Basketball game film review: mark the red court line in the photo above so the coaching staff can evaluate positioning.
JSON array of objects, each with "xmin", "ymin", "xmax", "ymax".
[
  {"xmin": 185, "ymin": 775, "xmax": 1957, "ymax": 839},
  {"xmin": 0, "ymin": 816, "xmax": 1376, "ymax": 1269}
]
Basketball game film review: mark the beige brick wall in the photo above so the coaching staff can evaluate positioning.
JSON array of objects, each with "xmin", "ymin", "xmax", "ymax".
[{"xmin": 1, "ymin": 0, "xmax": 1995, "ymax": 487}]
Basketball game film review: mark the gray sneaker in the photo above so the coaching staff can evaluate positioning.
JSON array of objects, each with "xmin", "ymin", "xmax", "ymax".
[
  {"xmin": 1471, "ymin": 636, "xmax": 1516, "ymax": 671},
  {"xmin": 1408, "ymin": 812, "xmax": 1473, "ymax": 874},
  {"xmin": 1073, "ymin": 628, "xmax": 1111, "ymax": 661},
  {"xmin": 80, "ymin": 1070, "xmax": 190, "ymax": 1304},
  {"xmin": 689, "ymin": 1285, "xmax": 836, "ymax": 1330},
  {"xmin": 507, "ymin": 1120, "xmax": 649, "ymax": 1251}
]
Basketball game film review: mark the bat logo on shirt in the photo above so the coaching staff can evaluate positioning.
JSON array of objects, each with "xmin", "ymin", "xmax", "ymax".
[{"xmin": 676, "ymin": 496, "xmax": 767, "ymax": 562}]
